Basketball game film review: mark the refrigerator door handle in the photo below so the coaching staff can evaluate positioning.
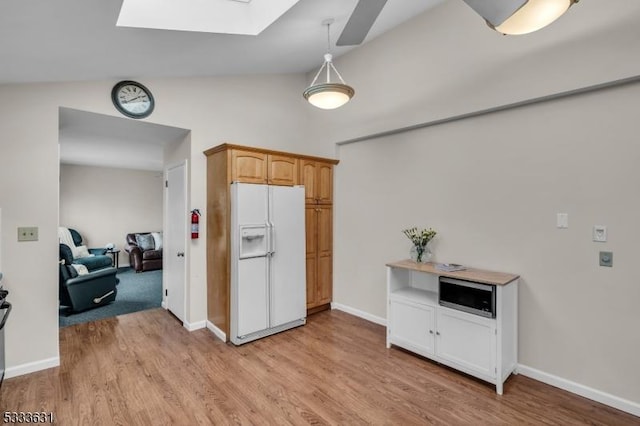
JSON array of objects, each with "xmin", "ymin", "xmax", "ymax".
[{"xmin": 269, "ymin": 222, "xmax": 276, "ymax": 255}]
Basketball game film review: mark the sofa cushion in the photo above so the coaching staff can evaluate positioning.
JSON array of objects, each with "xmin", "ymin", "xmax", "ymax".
[
  {"xmin": 142, "ymin": 249, "xmax": 162, "ymax": 260},
  {"xmin": 135, "ymin": 233, "xmax": 155, "ymax": 251},
  {"xmin": 74, "ymin": 255, "xmax": 113, "ymax": 272}
]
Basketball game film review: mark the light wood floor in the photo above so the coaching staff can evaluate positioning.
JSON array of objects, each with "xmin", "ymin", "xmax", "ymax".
[{"xmin": 1, "ymin": 308, "xmax": 637, "ymax": 425}]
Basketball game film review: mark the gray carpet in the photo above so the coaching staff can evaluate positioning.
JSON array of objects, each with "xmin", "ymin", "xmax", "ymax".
[{"xmin": 59, "ymin": 267, "xmax": 162, "ymax": 328}]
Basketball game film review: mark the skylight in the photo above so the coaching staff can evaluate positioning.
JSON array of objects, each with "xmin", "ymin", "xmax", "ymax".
[{"xmin": 116, "ymin": 0, "xmax": 302, "ymax": 35}]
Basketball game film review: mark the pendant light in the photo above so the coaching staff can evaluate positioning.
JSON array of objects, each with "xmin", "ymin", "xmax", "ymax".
[
  {"xmin": 303, "ymin": 19, "xmax": 355, "ymax": 110},
  {"xmin": 463, "ymin": 0, "xmax": 579, "ymax": 35}
]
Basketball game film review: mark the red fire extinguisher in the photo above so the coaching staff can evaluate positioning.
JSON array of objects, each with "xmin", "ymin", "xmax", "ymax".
[{"xmin": 191, "ymin": 209, "xmax": 200, "ymax": 239}]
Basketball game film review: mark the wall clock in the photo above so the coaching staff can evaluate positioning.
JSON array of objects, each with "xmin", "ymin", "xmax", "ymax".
[{"xmin": 111, "ymin": 80, "xmax": 155, "ymax": 119}]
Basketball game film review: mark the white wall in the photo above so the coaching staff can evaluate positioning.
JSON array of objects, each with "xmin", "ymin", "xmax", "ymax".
[
  {"xmin": 0, "ymin": 72, "xmax": 314, "ymax": 376},
  {"xmin": 59, "ymin": 164, "xmax": 164, "ymax": 267},
  {"xmin": 311, "ymin": 0, "xmax": 640, "ymax": 409}
]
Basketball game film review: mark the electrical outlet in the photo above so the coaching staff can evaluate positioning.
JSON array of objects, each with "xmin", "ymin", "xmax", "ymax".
[
  {"xmin": 18, "ymin": 226, "xmax": 39, "ymax": 241},
  {"xmin": 599, "ymin": 251, "xmax": 613, "ymax": 267}
]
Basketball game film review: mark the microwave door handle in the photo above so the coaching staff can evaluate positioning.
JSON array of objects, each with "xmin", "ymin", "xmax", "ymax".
[{"xmin": 0, "ymin": 302, "xmax": 11, "ymax": 330}]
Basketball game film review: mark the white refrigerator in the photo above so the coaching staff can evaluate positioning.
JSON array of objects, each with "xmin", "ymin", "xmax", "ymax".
[{"xmin": 230, "ymin": 183, "xmax": 306, "ymax": 345}]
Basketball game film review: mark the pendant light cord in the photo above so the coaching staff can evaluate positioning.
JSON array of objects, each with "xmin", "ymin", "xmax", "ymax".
[
  {"xmin": 307, "ymin": 20, "xmax": 348, "ymax": 87},
  {"xmin": 326, "ymin": 22, "xmax": 332, "ymax": 83}
]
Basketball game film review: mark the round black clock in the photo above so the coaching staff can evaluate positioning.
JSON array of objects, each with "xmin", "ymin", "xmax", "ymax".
[{"xmin": 111, "ymin": 80, "xmax": 155, "ymax": 119}]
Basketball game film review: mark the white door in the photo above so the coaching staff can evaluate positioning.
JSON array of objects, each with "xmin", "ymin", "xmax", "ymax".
[
  {"xmin": 166, "ymin": 162, "xmax": 187, "ymax": 323},
  {"xmin": 232, "ymin": 183, "xmax": 269, "ymax": 338},
  {"xmin": 268, "ymin": 185, "xmax": 306, "ymax": 328}
]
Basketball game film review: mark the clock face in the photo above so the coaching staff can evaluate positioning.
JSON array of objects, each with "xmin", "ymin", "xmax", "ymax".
[{"xmin": 111, "ymin": 81, "xmax": 154, "ymax": 119}]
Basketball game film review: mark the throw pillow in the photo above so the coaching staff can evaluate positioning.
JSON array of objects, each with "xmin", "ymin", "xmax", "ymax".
[
  {"xmin": 70, "ymin": 264, "xmax": 89, "ymax": 275},
  {"xmin": 151, "ymin": 232, "xmax": 163, "ymax": 251},
  {"xmin": 72, "ymin": 244, "xmax": 91, "ymax": 259},
  {"xmin": 67, "ymin": 265, "xmax": 79, "ymax": 278},
  {"xmin": 136, "ymin": 233, "xmax": 155, "ymax": 251}
]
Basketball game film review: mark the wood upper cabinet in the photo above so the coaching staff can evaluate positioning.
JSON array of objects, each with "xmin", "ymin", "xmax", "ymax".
[
  {"xmin": 267, "ymin": 154, "xmax": 298, "ymax": 186},
  {"xmin": 231, "ymin": 149, "xmax": 267, "ymax": 184},
  {"xmin": 231, "ymin": 149, "xmax": 298, "ymax": 186},
  {"xmin": 300, "ymin": 160, "xmax": 333, "ymax": 204}
]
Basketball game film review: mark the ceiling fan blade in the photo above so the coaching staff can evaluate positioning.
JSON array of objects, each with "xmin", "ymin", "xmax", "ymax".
[
  {"xmin": 336, "ymin": 0, "xmax": 388, "ymax": 46},
  {"xmin": 461, "ymin": 0, "xmax": 528, "ymax": 27}
]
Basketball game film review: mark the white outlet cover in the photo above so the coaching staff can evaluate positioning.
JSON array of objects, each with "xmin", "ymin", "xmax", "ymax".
[
  {"xmin": 593, "ymin": 225, "xmax": 607, "ymax": 242},
  {"xmin": 556, "ymin": 213, "xmax": 569, "ymax": 229}
]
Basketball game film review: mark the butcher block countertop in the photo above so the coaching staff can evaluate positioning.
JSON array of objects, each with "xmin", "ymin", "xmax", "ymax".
[{"xmin": 386, "ymin": 260, "xmax": 519, "ymax": 286}]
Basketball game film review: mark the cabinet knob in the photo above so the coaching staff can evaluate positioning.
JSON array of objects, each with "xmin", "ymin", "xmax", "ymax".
[
  {"xmin": 436, "ymin": 331, "xmax": 440, "ymax": 336},
  {"xmin": 429, "ymin": 330, "xmax": 433, "ymax": 334}
]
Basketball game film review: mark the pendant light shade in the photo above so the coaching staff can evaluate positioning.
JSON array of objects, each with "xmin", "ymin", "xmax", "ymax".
[
  {"xmin": 304, "ymin": 82, "xmax": 355, "ymax": 110},
  {"xmin": 462, "ymin": 0, "xmax": 578, "ymax": 35},
  {"xmin": 494, "ymin": 0, "xmax": 577, "ymax": 35},
  {"xmin": 304, "ymin": 22, "xmax": 355, "ymax": 110}
]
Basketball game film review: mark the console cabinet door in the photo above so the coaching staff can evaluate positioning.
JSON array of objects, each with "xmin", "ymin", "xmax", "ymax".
[
  {"xmin": 389, "ymin": 299, "xmax": 435, "ymax": 357},
  {"xmin": 436, "ymin": 307, "xmax": 496, "ymax": 378},
  {"xmin": 268, "ymin": 154, "xmax": 298, "ymax": 186},
  {"xmin": 231, "ymin": 150, "xmax": 267, "ymax": 184}
]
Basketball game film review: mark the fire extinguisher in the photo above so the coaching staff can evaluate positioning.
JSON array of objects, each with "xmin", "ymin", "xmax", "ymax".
[{"xmin": 191, "ymin": 209, "xmax": 200, "ymax": 239}]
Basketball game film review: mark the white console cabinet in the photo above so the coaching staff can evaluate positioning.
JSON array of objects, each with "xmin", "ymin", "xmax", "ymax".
[{"xmin": 386, "ymin": 260, "xmax": 519, "ymax": 394}]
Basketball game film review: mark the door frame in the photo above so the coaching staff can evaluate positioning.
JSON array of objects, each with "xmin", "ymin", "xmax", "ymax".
[{"xmin": 164, "ymin": 159, "xmax": 189, "ymax": 326}]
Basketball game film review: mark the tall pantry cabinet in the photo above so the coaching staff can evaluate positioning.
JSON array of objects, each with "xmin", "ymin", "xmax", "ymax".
[
  {"xmin": 300, "ymin": 160, "xmax": 334, "ymax": 313},
  {"xmin": 204, "ymin": 144, "xmax": 338, "ymax": 340}
]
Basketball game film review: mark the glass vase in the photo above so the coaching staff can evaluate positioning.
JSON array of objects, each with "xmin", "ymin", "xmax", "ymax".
[{"xmin": 410, "ymin": 244, "xmax": 432, "ymax": 263}]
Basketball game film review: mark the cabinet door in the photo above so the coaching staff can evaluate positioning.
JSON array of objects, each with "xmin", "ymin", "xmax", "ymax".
[
  {"xmin": 299, "ymin": 160, "xmax": 333, "ymax": 204},
  {"xmin": 316, "ymin": 206, "xmax": 333, "ymax": 304},
  {"xmin": 268, "ymin": 154, "xmax": 298, "ymax": 186},
  {"xmin": 305, "ymin": 206, "xmax": 318, "ymax": 308},
  {"xmin": 299, "ymin": 160, "xmax": 318, "ymax": 204},
  {"xmin": 316, "ymin": 163, "xmax": 333, "ymax": 204},
  {"xmin": 389, "ymin": 299, "xmax": 435, "ymax": 357},
  {"xmin": 436, "ymin": 307, "xmax": 496, "ymax": 378},
  {"xmin": 231, "ymin": 150, "xmax": 267, "ymax": 184}
]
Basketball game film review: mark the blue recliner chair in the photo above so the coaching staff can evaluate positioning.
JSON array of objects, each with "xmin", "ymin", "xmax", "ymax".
[
  {"xmin": 59, "ymin": 244, "xmax": 118, "ymax": 313},
  {"xmin": 60, "ymin": 228, "xmax": 112, "ymax": 272}
]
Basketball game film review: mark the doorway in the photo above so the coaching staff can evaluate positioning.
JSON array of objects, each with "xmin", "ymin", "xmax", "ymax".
[{"xmin": 58, "ymin": 107, "xmax": 191, "ymax": 326}]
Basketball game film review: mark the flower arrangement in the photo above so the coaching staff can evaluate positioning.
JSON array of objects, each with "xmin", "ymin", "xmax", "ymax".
[{"xmin": 403, "ymin": 227, "xmax": 437, "ymax": 263}]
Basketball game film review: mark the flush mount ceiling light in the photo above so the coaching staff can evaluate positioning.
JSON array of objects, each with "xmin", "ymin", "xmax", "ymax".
[
  {"xmin": 303, "ymin": 19, "xmax": 355, "ymax": 110},
  {"xmin": 462, "ymin": 0, "xmax": 579, "ymax": 35}
]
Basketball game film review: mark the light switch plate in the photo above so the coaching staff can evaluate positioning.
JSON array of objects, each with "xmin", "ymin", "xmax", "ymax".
[
  {"xmin": 556, "ymin": 213, "xmax": 569, "ymax": 229},
  {"xmin": 18, "ymin": 226, "xmax": 39, "ymax": 241},
  {"xmin": 593, "ymin": 225, "xmax": 607, "ymax": 242}
]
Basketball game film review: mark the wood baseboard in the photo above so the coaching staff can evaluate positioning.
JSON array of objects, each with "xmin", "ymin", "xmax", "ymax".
[{"xmin": 307, "ymin": 303, "xmax": 331, "ymax": 315}]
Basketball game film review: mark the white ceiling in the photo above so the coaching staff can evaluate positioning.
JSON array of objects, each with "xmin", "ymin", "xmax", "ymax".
[
  {"xmin": 0, "ymin": 0, "xmax": 443, "ymax": 171},
  {"xmin": 0, "ymin": 0, "xmax": 444, "ymax": 84}
]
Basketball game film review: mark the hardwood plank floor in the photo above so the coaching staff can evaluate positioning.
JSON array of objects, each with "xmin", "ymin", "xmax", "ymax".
[{"xmin": 1, "ymin": 308, "xmax": 637, "ymax": 425}]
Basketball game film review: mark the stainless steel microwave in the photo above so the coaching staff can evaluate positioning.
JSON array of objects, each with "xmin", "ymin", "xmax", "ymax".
[{"xmin": 439, "ymin": 277, "xmax": 496, "ymax": 318}]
